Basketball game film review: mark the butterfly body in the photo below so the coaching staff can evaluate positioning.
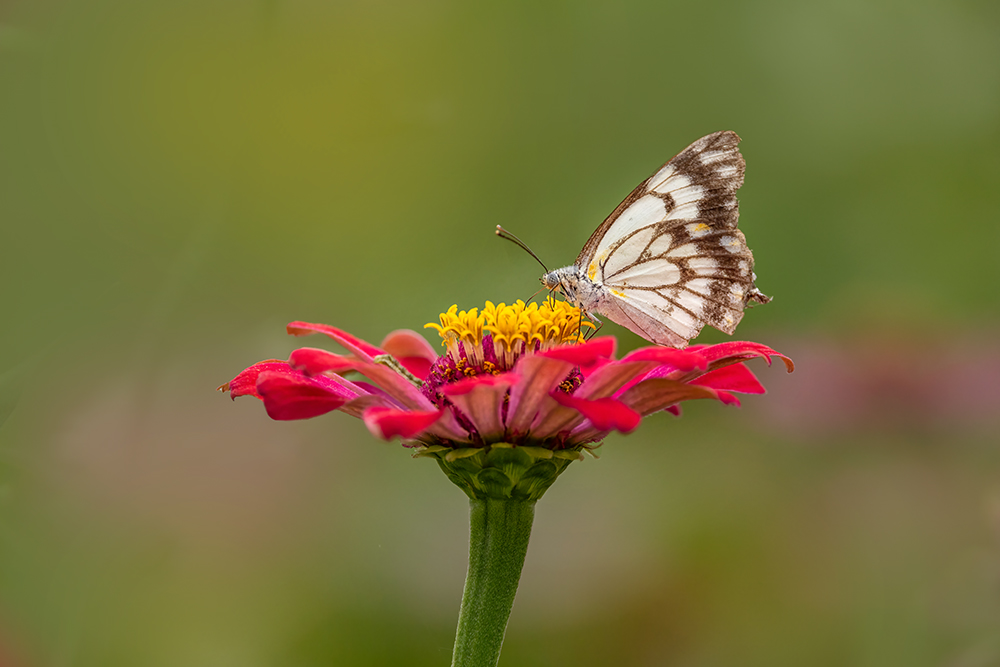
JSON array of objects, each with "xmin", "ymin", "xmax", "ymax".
[
  {"xmin": 542, "ymin": 131, "xmax": 770, "ymax": 348},
  {"xmin": 541, "ymin": 266, "xmax": 607, "ymax": 315}
]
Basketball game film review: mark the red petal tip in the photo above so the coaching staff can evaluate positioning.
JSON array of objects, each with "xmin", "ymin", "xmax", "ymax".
[
  {"xmin": 691, "ymin": 341, "xmax": 794, "ymax": 373},
  {"xmin": 225, "ymin": 359, "xmax": 289, "ymax": 400},
  {"xmin": 550, "ymin": 391, "xmax": 641, "ymax": 433},
  {"xmin": 716, "ymin": 390, "xmax": 742, "ymax": 407},
  {"xmin": 363, "ymin": 406, "xmax": 444, "ymax": 440}
]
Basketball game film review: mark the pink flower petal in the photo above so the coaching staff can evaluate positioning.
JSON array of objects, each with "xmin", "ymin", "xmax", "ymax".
[
  {"xmin": 346, "ymin": 381, "xmax": 401, "ymax": 408},
  {"xmin": 362, "ymin": 406, "xmax": 445, "ymax": 440},
  {"xmin": 256, "ymin": 370, "xmax": 351, "ymax": 420},
  {"xmin": 287, "ymin": 343, "xmax": 435, "ymax": 414},
  {"xmin": 578, "ymin": 357, "xmax": 613, "ymax": 380},
  {"xmin": 221, "ymin": 360, "xmax": 288, "ymax": 399},
  {"xmin": 575, "ymin": 360, "xmax": 657, "ymax": 400},
  {"xmin": 528, "ymin": 402, "xmax": 583, "ymax": 440},
  {"xmin": 354, "ymin": 363, "xmax": 436, "ymax": 411},
  {"xmin": 397, "ymin": 357, "xmax": 433, "ymax": 379},
  {"xmin": 621, "ymin": 347, "xmax": 708, "ymax": 372},
  {"xmin": 338, "ymin": 393, "xmax": 393, "ymax": 419},
  {"xmin": 617, "ymin": 378, "xmax": 719, "ymax": 416},
  {"xmin": 692, "ymin": 362, "xmax": 765, "ymax": 394},
  {"xmin": 443, "ymin": 372, "xmax": 520, "ymax": 396},
  {"xmin": 284, "ymin": 323, "xmax": 442, "ymax": 413},
  {"xmin": 549, "ymin": 391, "xmax": 641, "ymax": 433},
  {"xmin": 612, "ymin": 349, "xmax": 709, "ymax": 397},
  {"xmin": 689, "ymin": 341, "xmax": 795, "ymax": 373},
  {"xmin": 380, "ymin": 329, "xmax": 438, "ymax": 379},
  {"xmin": 286, "ymin": 321, "xmax": 385, "ymax": 360},
  {"xmin": 715, "ymin": 390, "xmax": 741, "ymax": 407},
  {"xmin": 506, "ymin": 355, "xmax": 575, "ymax": 434},
  {"xmin": 424, "ymin": 410, "xmax": 472, "ymax": 444},
  {"xmin": 539, "ymin": 336, "xmax": 617, "ymax": 366},
  {"xmin": 442, "ymin": 374, "xmax": 519, "ymax": 441},
  {"xmin": 288, "ymin": 347, "xmax": 357, "ymax": 375},
  {"xmin": 530, "ymin": 362, "xmax": 651, "ymax": 438}
]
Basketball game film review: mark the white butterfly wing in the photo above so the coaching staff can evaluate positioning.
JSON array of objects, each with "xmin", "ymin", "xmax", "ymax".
[{"xmin": 575, "ymin": 131, "xmax": 768, "ymax": 347}]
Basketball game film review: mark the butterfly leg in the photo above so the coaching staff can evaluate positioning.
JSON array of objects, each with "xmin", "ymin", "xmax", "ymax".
[
  {"xmin": 576, "ymin": 308, "xmax": 591, "ymax": 341},
  {"xmin": 582, "ymin": 312, "xmax": 603, "ymax": 340},
  {"xmin": 587, "ymin": 319, "xmax": 604, "ymax": 340}
]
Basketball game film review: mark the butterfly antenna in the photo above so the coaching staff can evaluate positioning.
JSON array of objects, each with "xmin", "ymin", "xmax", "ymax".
[{"xmin": 496, "ymin": 225, "xmax": 548, "ymax": 272}]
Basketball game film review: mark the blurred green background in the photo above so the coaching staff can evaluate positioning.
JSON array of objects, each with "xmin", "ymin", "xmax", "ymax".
[{"xmin": 2, "ymin": 0, "xmax": 999, "ymax": 665}]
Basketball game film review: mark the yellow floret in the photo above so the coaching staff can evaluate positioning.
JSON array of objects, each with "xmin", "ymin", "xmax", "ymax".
[{"xmin": 426, "ymin": 298, "xmax": 593, "ymax": 369}]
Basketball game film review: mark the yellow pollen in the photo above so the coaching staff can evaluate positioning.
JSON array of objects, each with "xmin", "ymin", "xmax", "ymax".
[{"xmin": 425, "ymin": 297, "xmax": 594, "ymax": 367}]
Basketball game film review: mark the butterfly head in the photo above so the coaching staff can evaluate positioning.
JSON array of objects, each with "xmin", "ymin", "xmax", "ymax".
[
  {"xmin": 541, "ymin": 266, "xmax": 588, "ymax": 306},
  {"xmin": 540, "ymin": 269, "xmax": 561, "ymax": 291}
]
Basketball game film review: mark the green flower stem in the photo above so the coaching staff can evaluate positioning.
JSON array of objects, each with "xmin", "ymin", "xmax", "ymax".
[{"xmin": 451, "ymin": 497, "xmax": 536, "ymax": 667}]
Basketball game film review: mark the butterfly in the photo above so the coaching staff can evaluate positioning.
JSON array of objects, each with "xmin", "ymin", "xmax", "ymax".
[{"xmin": 540, "ymin": 131, "xmax": 770, "ymax": 348}]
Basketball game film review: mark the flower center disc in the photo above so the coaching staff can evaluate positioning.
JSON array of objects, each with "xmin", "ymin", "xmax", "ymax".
[{"xmin": 422, "ymin": 298, "xmax": 592, "ymax": 404}]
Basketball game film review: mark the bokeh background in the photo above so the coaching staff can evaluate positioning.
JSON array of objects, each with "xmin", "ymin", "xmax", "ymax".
[{"xmin": 2, "ymin": 0, "xmax": 999, "ymax": 665}]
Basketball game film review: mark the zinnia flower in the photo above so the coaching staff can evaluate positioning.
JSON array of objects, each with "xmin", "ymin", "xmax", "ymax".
[
  {"xmin": 221, "ymin": 298, "xmax": 792, "ymax": 498},
  {"xmin": 221, "ymin": 297, "xmax": 793, "ymax": 667}
]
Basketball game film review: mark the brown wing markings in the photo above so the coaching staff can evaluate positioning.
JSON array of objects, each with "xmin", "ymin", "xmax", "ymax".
[
  {"xmin": 577, "ymin": 176, "xmax": 654, "ymax": 268},
  {"xmin": 577, "ymin": 131, "xmax": 743, "ymax": 267},
  {"xmin": 611, "ymin": 290, "xmax": 702, "ymax": 347},
  {"xmin": 609, "ymin": 283, "xmax": 708, "ymax": 329},
  {"xmin": 603, "ymin": 251, "xmax": 751, "ymax": 286},
  {"xmin": 603, "ymin": 224, "xmax": 755, "ymax": 285},
  {"xmin": 599, "ymin": 222, "xmax": 677, "ymax": 282},
  {"xmin": 613, "ymin": 299, "xmax": 660, "ymax": 342},
  {"xmin": 603, "ymin": 247, "xmax": 757, "ymax": 333},
  {"xmin": 675, "ymin": 279, "xmax": 749, "ymax": 312},
  {"xmin": 601, "ymin": 216, "xmax": 738, "ymax": 283},
  {"xmin": 594, "ymin": 291, "xmax": 690, "ymax": 346},
  {"xmin": 616, "ymin": 281, "xmax": 741, "ymax": 332},
  {"xmin": 661, "ymin": 131, "xmax": 745, "ymax": 187},
  {"xmin": 649, "ymin": 191, "xmax": 675, "ymax": 209}
]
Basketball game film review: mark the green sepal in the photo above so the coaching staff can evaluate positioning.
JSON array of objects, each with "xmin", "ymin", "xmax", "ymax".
[
  {"xmin": 426, "ymin": 443, "xmax": 581, "ymax": 501},
  {"xmin": 446, "ymin": 447, "xmax": 483, "ymax": 462},
  {"xmin": 412, "ymin": 445, "xmax": 450, "ymax": 458}
]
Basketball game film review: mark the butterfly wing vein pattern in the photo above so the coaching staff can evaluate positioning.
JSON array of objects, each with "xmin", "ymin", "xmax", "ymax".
[{"xmin": 542, "ymin": 131, "xmax": 770, "ymax": 348}]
